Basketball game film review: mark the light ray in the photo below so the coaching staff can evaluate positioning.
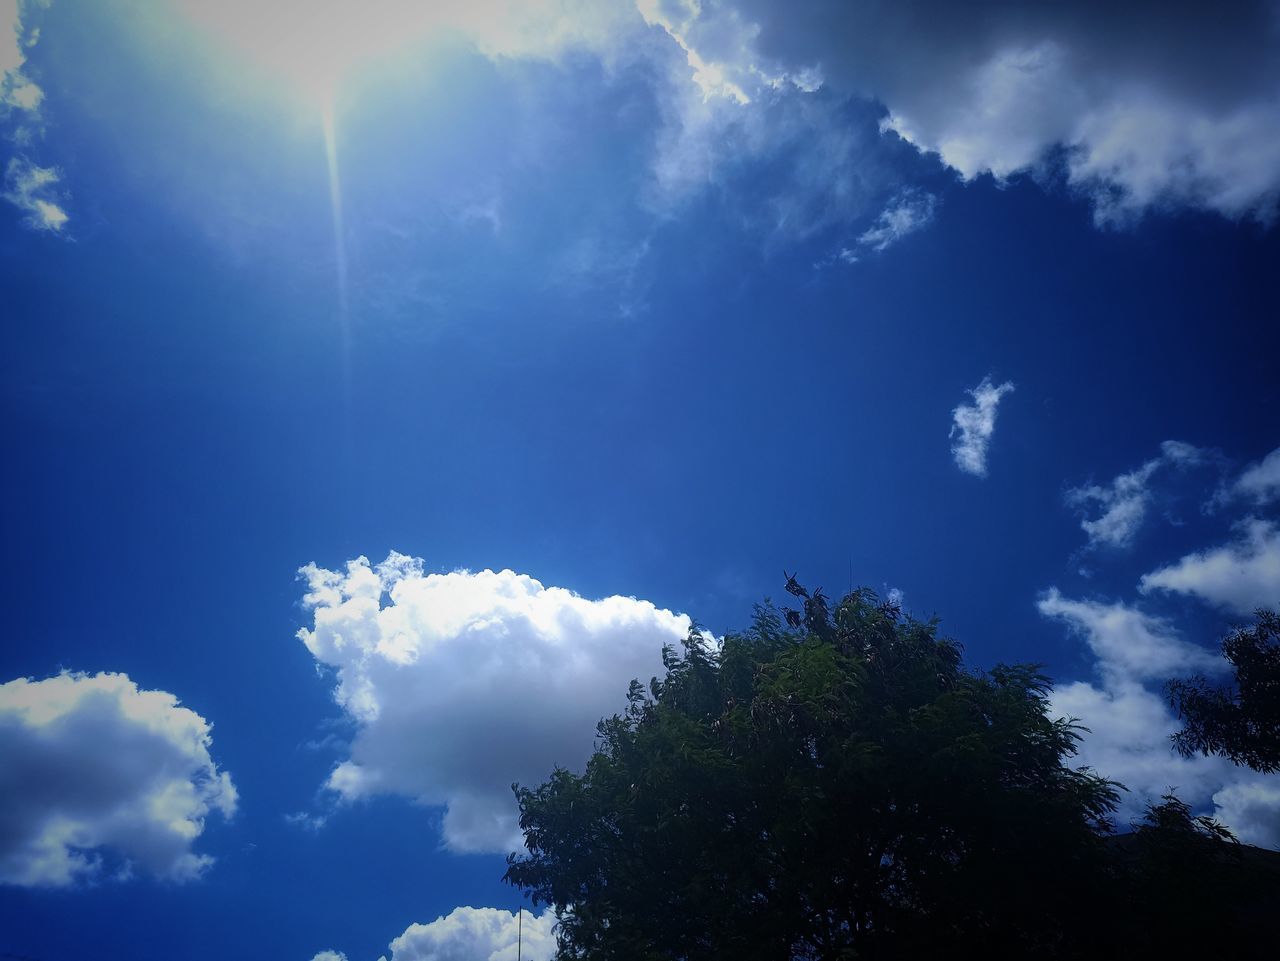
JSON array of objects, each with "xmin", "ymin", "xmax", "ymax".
[{"xmin": 321, "ymin": 99, "xmax": 353, "ymax": 433}]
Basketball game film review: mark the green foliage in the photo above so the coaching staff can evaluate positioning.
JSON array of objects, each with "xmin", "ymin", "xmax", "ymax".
[
  {"xmin": 1167, "ymin": 609, "xmax": 1280, "ymax": 773},
  {"xmin": 505, "ymin": 585, "xmax": 1129, "ymax": 959}
]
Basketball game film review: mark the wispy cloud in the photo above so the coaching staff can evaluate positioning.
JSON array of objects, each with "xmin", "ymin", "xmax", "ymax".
[
  {"xmin": 3, "ymin": 155, "xmax": 67, "ymax": 231},
  {"xmin": 949, "ymin": 376, "xmax": 1014, "ymax": 477},
  {"xmin": 2, "ymin": 0, "xmax": 68, "ymax": 231},
  {"xmin": 856, "ymin": 190, "xmax": 937, "ymax": 253},
  {"xmin": 1065, "ymin": 440, "xmax": 1207, "ymax": 550}
]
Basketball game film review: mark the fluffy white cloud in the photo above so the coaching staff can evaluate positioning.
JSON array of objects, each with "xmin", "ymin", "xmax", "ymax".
[
  {"xmin": 1049, "ymin": 678, "xmax": 1236, "ymax": 824},
  {"xmin": 949, "ymin": 376, "xmax": 1014, "ymax": 477},
  {"xmin": 297, "ymin": 553, "xmax": 692, "ymax": 853},
  {"xmin": 311, "ymin": 953, "xmax": 348, "ymax": 961},
  {"xmin": 650, "ymin": 0, "xmax": 1280, "ymax": 223},
  {"xmin": 1065, "ymin": 440, "xmax": 1205, "ymax": 550},
  {"xmin": 1037, "ymin": 589, "xmax": 1220, "ymax": 683},
  {"xmin": 383, "ymin": 907, "xmax": 555, "ymax": 961},
  {"xmin": 0, "ymin": 671, "xmax": 237, "ymax": 887},
  {"xmin": 1140, "ymin": 518, "xmax": 1280, "ymax": 615},
  {"xmin": 1212, "ymin": 780, "xmax": 1280, "ymax": 850},
  {"xmin": 1039, "ymin": 588, "xmax": 1280, "ymax": 844}
]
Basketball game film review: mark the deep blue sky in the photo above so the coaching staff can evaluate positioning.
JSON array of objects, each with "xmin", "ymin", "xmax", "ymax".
[{"xmin": 2, "ymin": 2, "xmax": 1279, "ymax": 959}]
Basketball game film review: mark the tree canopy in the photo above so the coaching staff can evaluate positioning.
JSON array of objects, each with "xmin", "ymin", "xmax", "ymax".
[
  {"xmin": 505, "ymin": 583, "xmax": 1279, "ymax": 959},
  {"xmin": 1167, "ymin": 608, "xmax": 1280, "ymax": 774}
]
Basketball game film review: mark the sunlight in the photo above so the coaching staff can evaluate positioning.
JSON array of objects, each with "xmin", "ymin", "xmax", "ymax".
[{"xmin": 176, "ymin": 0, "xmax": 464, "ymax": 105}]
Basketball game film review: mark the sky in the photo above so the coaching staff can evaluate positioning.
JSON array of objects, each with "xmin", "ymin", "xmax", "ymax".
[{"xmin": 1, "ymin": 0, "xmax": 1278, "ymax": 958}]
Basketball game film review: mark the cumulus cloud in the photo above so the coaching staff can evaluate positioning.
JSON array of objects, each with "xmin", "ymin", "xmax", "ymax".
[
  {"xmin": 1065, "ymin": 440, "xmax": 1206, "ymax": 550},
  {"xmin": 1140, "ymin": 517, "xmax": 1280, "ymax": 615},
  {"xmin": 1039, "ymin": 588, "xmax": 1280, "ymax": 845},
  {"xmin": 296, "ymin": 553, "xmax": 692, "ymax": 853},
  {"xmin": 383, "ymin": 906, "xmax": 555, "ymax": 961},
  {"xmin": 650, "ymin": 0, "xmax": 1280, "ymax": 223},
  {"xmin": 949, "ymin": 376, "xmax": 1014, "ymax": 477},
  {"xmin": 0, "ymin": 671, "xmax": 237, "ymax": 887},
  {"xmin": 311, "ymin": 953, "xmax": 348, "ymax": 961}
]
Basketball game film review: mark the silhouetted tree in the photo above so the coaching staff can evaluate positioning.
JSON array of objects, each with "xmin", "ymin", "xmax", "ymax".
[
  {"xmin": 1167, "ymin": 609, "xmax": 1280, "ymax": 773},
  {"xmin": 505, "ymin": 585, "xmax": 1127, "ymax": 959}
]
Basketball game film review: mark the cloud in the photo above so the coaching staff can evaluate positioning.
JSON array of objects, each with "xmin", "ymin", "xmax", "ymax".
[
  {"xmin": 296, "ymin": 553, "xmax": 691, "ymax": 853},
  {"xmin": 382, "ymin": 906, "xmax": 555, "ymax": 961},
  {"xmin": 1140, "ymin": 518, "xmax": 1280, "ymax": 615},
  {"xmin": 1212, "ymin": 780, "xmax": 1280, "ymax": 850},
  {"xmin": 311, "ymin": 953, "xmax": 348, "ymax": 961},
  {"xmin": 854, "ymin": 189, "xmax": 936, "ymax": 253},
  {"xmin": 1227, "ymin": 445, "xmax": 1280, "ymax": 507},
  {"xmin": 1065, "ymin": 440, "xmax": 1206, "ymax": 550},
  {"xmin": 949, "ymin": 376, "xmax": 1014, "ymax": 477},
  {"xmin": 1, "ymin": 0, "xmax": 68, "ymax": 231},
  {"xmin": 0, "ymin": 671, "xmax": 237, "ymax": 887},
  {"xmin": 1037, "ymin": 589, "xmax": 1220, "ymax": 684},
  {"xmin": 3, "ymin": 155, "xmax": 67, "ymax": 230},
  {"xmin": 1, "ymin": 0, "xmax": 44, "ymax": 114},
  {"xmin": 1039, "ymin": 588, "xmax": 1280, "ymax": 844},
  {"xmin": 652, "ymin": 0, "xmax": 1280, "ymax": 223}
]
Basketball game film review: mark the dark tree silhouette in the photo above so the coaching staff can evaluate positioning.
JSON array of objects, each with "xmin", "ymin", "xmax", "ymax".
[{"xmin": 1166, "ymin": 609, "xmax": 1280, "ymax": 773}]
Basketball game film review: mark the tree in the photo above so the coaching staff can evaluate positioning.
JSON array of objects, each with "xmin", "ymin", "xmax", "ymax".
[
  {"xmin": 504, "ymin": 584, "xmax": 1129, "ymax": 959},
  {"xmin": 1166, "ymin": 609, "xmax": 1280, "ymax": 774}
]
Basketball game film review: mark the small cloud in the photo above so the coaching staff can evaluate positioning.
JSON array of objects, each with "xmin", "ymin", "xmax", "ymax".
[
  {"xmin": 1214, "ymin": 445, "xmax": 1280, "ymax": 509},
  {"xmin": 949, "ymin": 376, "xmax": 1015, "ymax": 477},
  {"xmin": 1139, "ymin": 517, "xmax": 1280, "ymax": 615},
  {"xmin": 386, "ymin": 906, "xmax": 556, "ymax": 961},
  {"xmin": 855, "ymin": 190, "xmax": 937, "ymax": 253},
  {"xmin": 3, "ymin": 155, "xmax": 68, "ymax": 231},
  {"xmin": 1066, "ymin": 440, "xmax": 1209, "ymax": 550}
]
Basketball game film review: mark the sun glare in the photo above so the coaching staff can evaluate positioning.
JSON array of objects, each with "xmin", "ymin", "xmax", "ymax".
[{"xmin": 176, "ymin": 0, "xmax": 464, "ymax": 105}]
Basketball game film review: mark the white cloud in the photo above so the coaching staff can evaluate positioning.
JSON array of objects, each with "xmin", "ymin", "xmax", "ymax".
[
  {"xmin": 1037, "ymin": 589, "xmax": 1220, "ymax": 684},
  {"xmin": 382, "ymin": 907, "xmax": 555, "ymax": 961},
  {"xmin": 1065, "ymin": 440, "xmax": 1205, "ymax": 550},
  {"xmin": 1039, "ymin": 588, "xmax": 1280, "ymax": 844},
  {"xmin": 949, "ymin": 376, "xmax": 1014, "ymax": 477},
  {"xmin": 3, "ymin": 155, "xmax": 67, "ymax": 230},
  {"xmin": 1, "ymin": 0, "xmax": 44, "ymax": 113},
  {"xmin": 296, "ymin": 553, "xmax": 691, "ymax": 853},
  {"xmin": 1048, "ymin": 677, "xmax": 1237, "ymax": 824},
  {"xmin": 854, "ymin": 189, "xmax": 936, "ymax": 253},
  {"xmin": 0, "ymin": 671, "xmax": 237, "ymax": 887},
  {"xmin": 1230, "ymin": 445, "xmax": 1280, "ymax": 506},
  {"xmin": 653, "ymin": 0, "xmax": 1280, "ymax": 223},
  {"xmin": 1140, "ymin": 518, "xmax": 1280, "ymax": 615},
  {"xmin": 1212, "ymin": 780, "xmax": 1280, "ymax": 850},
  {"xmin": 1, "ymin": 1, "xmax": 68, "ymax": 231},
  {"xmin": 311, "ymin": 953, "xmax": 348, "ymax": 961}
]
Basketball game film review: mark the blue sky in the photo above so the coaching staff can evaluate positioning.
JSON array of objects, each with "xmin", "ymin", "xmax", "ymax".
[{"xmin": 2, "ymin": 1, "xmax": 1279, "ymax": 959}]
